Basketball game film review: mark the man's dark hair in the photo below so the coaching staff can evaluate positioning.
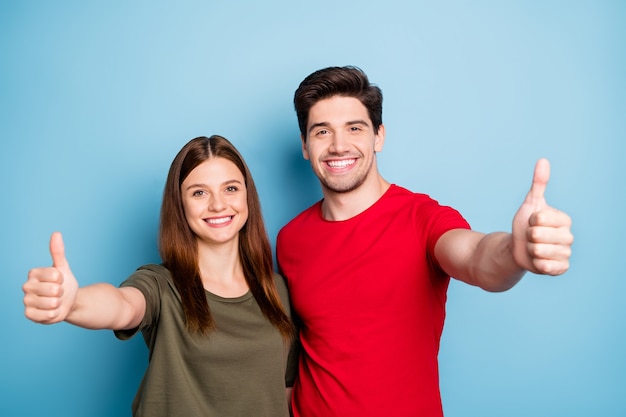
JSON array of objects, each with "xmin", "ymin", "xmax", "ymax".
[{"xmin": 294, "ymin": 66, "xmax": 383, "ymax": 140}]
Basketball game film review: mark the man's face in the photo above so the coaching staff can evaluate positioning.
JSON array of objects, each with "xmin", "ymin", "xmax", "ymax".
[{"xmin": 302, "ymin": 96, "xmax": 385, "ymax": 194}]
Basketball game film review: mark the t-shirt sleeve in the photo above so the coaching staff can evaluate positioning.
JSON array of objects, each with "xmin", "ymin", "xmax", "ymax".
[
  {"xmin": 419, "ymin": 197, "xmax": 471, "ymax": 274},
  {"xmin": 285, "ymin": 336, "xmax": 300, "ymax": 388},
  {"xmin": 113, "ymin": 264, "xmax": 168, "ymax": 341},
  {"xmin": 274, "ymin": 273, "xmax": 299, "ymax": 387}
]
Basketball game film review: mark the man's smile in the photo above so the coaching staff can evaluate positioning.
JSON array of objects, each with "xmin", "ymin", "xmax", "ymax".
[{"xmin": 325, "ymin": 158, "xmax": 356, "ymax": 169}]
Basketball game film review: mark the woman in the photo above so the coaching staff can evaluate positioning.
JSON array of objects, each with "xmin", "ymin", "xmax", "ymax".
[{"xmin": 23, "ymin": 135, "xmax": 296, "ymax": 416}]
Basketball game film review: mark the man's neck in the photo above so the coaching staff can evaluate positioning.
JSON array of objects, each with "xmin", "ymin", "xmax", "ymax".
[{"xmin": 321, "ymin": 175, "xmax": 391, "ymax": 221}]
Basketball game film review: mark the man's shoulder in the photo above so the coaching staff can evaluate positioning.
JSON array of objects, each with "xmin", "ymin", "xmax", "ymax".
[
  {"xmin": 278, "ymin": 200, "xmax": 322, "ymax": 234},
  {"xmin": 386, "ymin": 184, "xmax": 438, "ymax": 205}
]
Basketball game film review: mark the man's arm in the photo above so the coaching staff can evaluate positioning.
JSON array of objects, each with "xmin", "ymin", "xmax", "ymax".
[{"xmin": 434, "ymin": 159, "xmax": 573, "ymax": 292}]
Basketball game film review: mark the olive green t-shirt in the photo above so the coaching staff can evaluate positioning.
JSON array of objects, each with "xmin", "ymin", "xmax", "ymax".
[{"xmin": 115, "ymin": 264, "xmax": 293, "ymax": 417}]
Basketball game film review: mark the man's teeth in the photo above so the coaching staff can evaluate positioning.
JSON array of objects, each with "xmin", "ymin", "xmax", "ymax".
[{"xmin": 327, "ymin": 159, "xmax": 355, "ymax": 168}]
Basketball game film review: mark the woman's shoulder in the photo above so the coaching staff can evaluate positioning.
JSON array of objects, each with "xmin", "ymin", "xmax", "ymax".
[
  {"xmin": 272, "ymin": 272, "xmax": 288, "ymax": 294},
  {"xmin": 136, "ymin": 263, "xmax": 171, "ymax": 277},
  {"xmin": 272, "ymin": 272, "xmax": 291, "ymax": 308},
  {"xmin": 123, "ymin": 264, "xmax": 177, "ymax": 294}
]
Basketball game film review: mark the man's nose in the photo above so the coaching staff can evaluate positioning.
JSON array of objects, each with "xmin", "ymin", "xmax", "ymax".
[{"xmin": 329, "ymin": 132, "xmax": 349, "ymax": 154}]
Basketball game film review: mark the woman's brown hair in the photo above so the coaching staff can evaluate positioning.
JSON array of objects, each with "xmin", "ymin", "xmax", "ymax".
[{"xmin": 159, "ymin": 135, "xmax": 293, "ymax": 339}]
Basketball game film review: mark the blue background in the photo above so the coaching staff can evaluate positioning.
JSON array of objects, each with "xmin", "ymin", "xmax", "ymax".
[{"xmin": 2, "ymin": 1, "xmax": 624, "ymax": 416}]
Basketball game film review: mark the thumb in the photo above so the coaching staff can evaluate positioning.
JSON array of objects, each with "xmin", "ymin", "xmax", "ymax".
[
  {"xmin": 49, "ymin": 232, "xmax": 70, "ymax": 270},
  {"xmin": 527, "ymin": 158, "xmax": 550, "ymax": 203}
]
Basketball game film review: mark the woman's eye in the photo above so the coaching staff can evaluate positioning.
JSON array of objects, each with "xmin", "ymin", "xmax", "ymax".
[
  {"xmin": 192, "ymin": 190, "xmax": 206, "ymax": 197},
  {"xmin": 226, "ymin": 186, "xmax": 238, "ymax": 192}
]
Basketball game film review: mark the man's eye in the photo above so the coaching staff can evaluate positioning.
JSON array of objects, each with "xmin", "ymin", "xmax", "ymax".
[
  {"xmin": 350, "ymin": 126, "xmax": 361, "ymax": 131},
  {"xmin": 316, "ymin": 129, "xmax": 329, "ymax": 136}
]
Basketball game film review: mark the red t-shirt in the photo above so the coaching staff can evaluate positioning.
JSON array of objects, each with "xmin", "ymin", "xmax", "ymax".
[{"xmin": 277, "ymin": 185, "xmax": 470, "ymax": 417}]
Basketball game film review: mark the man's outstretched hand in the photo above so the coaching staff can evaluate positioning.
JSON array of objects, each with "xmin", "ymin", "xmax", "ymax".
[{"xmin": 512, "ymin": 158, "xmax": 573, "ymax": 276}]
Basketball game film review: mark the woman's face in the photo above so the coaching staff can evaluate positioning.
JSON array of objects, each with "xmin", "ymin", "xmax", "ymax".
[{"xmin": 180, "ymin": 157, "xmax": 248, "ymax": 248}]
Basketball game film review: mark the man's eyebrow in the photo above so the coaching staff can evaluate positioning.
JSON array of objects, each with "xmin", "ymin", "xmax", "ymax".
[
  {"xmin": 308, "ymin": 122, "xmax": 329, "ymax": 134},
  {"xmin": 307, "ymin": 119, "xmax": 370, "ymax": 134},
  {"xmin": 346, "ymin": 119, "xmax": 370, "ymax": 126}
]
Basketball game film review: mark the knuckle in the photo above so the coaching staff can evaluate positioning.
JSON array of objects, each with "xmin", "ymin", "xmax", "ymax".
[
  {"xmin": 527, "ymin": 227, "xmax": 542, "ymax": 243},
  {"xmin": 50, "ymin": 284, "xmax": 64, "ymax": 298},
  {"xmin": 562, "ymin": 246, "xmax": 572, "ymax": 259},
  {"xmin": 47, "ymin": 297, "xmax": 62, "ymax": 310},
  {"xmin": 533, "ymin": 211, "xmax": 547, "ymax": 225},
  {"xmin": 563, "ymin": 213, "xmax": 572, "ymax": 227},
  {"xmin": 44, "ymin": 309, "xmax": 60, "ymax": 321},
  {"xmin": 50, "ymin": 269, "xmax": 64, "ymax": 284}
]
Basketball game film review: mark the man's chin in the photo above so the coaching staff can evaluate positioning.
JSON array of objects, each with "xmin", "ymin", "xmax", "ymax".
[{"xmin": 321, "ymin": 179, "xmax": 364, "ymax": 194}]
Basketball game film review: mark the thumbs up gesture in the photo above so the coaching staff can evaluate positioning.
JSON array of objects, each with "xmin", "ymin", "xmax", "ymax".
[
  {"xmin": 23, "ymin": 232, "xmax": 79, "ymax": 324},
  {"xmin": 512, "ymin": 159, "xmax": 574, "ymax": 275}
]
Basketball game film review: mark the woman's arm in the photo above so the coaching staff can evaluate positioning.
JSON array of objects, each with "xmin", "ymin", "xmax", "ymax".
[{"xmin": 23, "ymin": 232, "xmax": 146, "ymax": 330}]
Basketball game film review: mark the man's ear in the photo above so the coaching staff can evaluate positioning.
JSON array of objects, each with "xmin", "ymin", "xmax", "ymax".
[
  {"xmin": 301, "ymin": 134, "xmax": 310, "ymax": 160},
  {"xmin": 374, "ymin": 124, "xmax": 386, "ymax": 152}
]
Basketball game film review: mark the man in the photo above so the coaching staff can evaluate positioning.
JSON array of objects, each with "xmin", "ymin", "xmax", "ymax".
[{"xmin": 276, "ymin": 66, "xmax": 573, "ymax": 417}]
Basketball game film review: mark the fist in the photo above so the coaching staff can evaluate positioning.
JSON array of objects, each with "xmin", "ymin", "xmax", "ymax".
[{"xmin": 23, "ymin": 232, "xmax": 78, "ymax": 324}]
